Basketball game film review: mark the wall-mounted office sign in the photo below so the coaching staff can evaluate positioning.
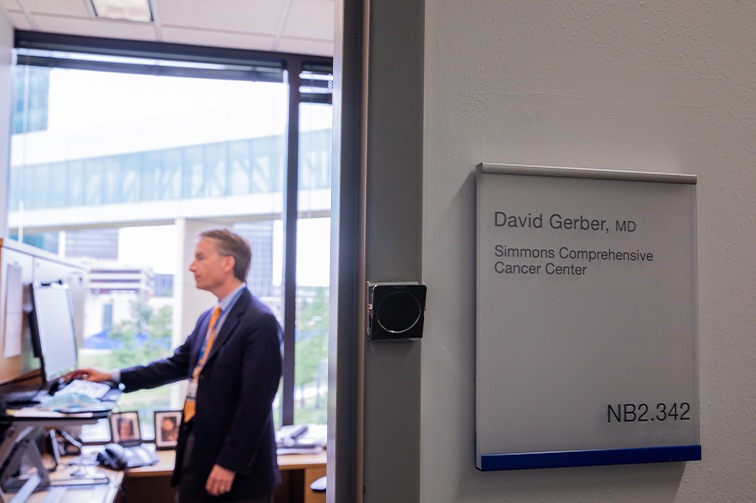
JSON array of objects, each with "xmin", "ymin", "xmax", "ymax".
[{"xmin": 475, "ymin": 163, "xmax": 700, "ymax": 471}]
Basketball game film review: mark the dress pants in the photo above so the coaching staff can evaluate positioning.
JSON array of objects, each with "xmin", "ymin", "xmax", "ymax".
[{"xmin": 176, "ymin": 427, "xmax": 272, "ymax": 503}]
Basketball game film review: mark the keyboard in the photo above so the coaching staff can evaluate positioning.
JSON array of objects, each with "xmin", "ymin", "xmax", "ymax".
[{"xmin": 55, "ymin": 379, "xmax": 112, "ymax": 400}]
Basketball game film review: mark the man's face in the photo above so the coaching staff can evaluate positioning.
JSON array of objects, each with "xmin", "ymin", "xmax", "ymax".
[
  {"xmin": 119, "ymin": 420, "xmax": 132, "ymax": 437},
  {"xmin": 189, "ymin": 238, "xmax": 232, "ymax": 293}
]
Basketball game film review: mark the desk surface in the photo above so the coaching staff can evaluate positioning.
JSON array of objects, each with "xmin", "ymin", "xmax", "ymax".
[
  {"xmin": 125, "ymin": 449, "xmax": 328, "ymax": 503},
  {"xmin": 17, "ymin": 461, "xmax": 123, "ymax": 503},
  {"xmin": 127, "ymin": 448, "xmax": 327, "ymax": 477}
]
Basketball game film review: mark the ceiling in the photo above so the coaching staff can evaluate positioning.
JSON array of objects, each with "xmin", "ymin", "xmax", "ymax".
[{"xmin": 0, "ymin": 0, "xmax": 335, "ymax": 57}]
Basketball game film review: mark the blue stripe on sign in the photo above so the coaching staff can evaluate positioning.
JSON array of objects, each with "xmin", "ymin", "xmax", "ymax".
[{"xmin": 479, "ymin": 445, "xmax": 701, "ymax": 471}]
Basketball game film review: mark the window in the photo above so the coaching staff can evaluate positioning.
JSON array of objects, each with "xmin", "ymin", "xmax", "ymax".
[
  {"xmin": 8, "ymin": 34, "xmax": 332, "ymax": 440},
  {"xmin": 294, "ymin": 101, "xmax": 332, "ymax": 424}
]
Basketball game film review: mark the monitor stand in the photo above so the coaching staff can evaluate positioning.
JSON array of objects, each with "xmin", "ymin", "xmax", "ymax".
[{"xmin": 0, "ymin": 424, "xmax": 51, "ymax": 495}]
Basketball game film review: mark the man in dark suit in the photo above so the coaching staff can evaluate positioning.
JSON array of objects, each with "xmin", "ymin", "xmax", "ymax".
[{"xmin": 69, "ymin": 228, "xmax": 283, "ymax": 502}]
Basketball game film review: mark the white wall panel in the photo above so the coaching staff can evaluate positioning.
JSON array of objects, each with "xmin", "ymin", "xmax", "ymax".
[{"xmin": 422, "ymin": 2, "xmax": 756, "ymax": 502}]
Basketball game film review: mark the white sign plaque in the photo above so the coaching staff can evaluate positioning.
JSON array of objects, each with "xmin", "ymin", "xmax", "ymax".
[{"xmin": 476, "ymin": 163, "xmax": 700, "ymax": 471}]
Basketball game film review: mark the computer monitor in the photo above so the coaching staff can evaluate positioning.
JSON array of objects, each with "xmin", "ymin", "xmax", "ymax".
[{"xmin": 29, "ymin": 282, "xmax": 79, "ymax": 383}]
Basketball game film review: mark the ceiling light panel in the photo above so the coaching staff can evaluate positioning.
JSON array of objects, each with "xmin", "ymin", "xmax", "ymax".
[{"xmin": 90, "ymin": 0, "xmax": 152, "ymax": 22}]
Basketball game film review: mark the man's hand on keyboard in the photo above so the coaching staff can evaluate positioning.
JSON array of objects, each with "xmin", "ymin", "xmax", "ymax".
[
  {"xmin": 55, "ymin": 379, "xmax": 112, "ymax": 399},
  {"xmin": 64, "ymin": 368, "xmax": 114, "ymax": 383}
]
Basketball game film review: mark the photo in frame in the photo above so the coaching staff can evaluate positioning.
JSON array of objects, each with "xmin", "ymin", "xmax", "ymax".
[
  {"xmin": 154, "ymin": 410, "xmax": 181, "ymax": 449},
  {"xmin": 109, "ymin": 411, "xmax": 142, "ymax": 444}
]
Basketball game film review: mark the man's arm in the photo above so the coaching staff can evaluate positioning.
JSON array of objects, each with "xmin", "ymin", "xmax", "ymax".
[
  {"xmin": 65, "ymin": 318, "xmax": 200, "ymax": 391},
  {"xmin": 119, "ymin": 337, "xmax": 193, "ymax": 391}
]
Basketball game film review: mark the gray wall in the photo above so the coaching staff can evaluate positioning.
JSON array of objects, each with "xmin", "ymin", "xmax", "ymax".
[
  {"xmin": 331, "ymin": 0, "xmax": 425, "ymax": 501},
  {"xmin": 361, "ymin": 0, "xmax": 424, "ymax": 498},
  {"xmin": 422, "ymin": 1, "xmax": 756, "ymax": 502}
]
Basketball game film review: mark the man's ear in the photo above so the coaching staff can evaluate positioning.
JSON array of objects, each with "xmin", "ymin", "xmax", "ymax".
[{"xmin": 223, "ymin": 255, "xmax": 236, "ymax": 274}]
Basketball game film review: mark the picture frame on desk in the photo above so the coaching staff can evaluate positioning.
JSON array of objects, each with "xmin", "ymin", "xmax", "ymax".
[
  {"xmin": 110, "ymin": 411, "xmax": 141, "ymax": 444},
  {"xmin": 154, "ymin": 410, "xmax": 180, "ymax": 449}
]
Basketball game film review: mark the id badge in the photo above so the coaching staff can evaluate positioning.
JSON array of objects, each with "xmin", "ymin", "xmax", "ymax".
[{"xmin": 186, "ymin": 378, "xmax": 198, "ymax": 400}]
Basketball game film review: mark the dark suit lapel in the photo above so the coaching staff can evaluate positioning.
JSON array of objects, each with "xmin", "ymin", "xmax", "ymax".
[{"xmin": 204, "ymin": 289, "xmax": 250, "ymax": 364}]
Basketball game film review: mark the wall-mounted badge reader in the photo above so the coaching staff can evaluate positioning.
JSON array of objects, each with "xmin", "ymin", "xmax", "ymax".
[{"xmin": 367, "ymin": 282, "xmax": 427, "ymax": 341}]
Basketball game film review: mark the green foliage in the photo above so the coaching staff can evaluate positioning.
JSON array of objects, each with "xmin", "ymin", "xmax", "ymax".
[
  {"xmin": 78, "ymin": 297, "xmax": 175, "ymax": 441},
  {"xmin": 294, "ymin": 287, "xmax": 329, "ymax": 424},
  {"xmin": 295, "ymin": 288, "xmax": 329, "ymax": 385},
  {"xmin": 108, "ymin": 297, "xmax": 173, "ymax": 368}
]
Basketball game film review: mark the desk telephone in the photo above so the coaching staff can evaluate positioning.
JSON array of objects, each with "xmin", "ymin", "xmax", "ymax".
[
  {"xmin": 97, "ymin": 442, "xmax": 158, "ymax": 470},
  {"xmin": 97, "ymin": 443, "xmax": 129, "ymax": 470}
]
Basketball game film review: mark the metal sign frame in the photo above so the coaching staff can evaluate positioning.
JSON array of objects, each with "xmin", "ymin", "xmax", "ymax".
[{"xmin": 475, "ymin": 163, "xmax": 700, "ymax": 471}]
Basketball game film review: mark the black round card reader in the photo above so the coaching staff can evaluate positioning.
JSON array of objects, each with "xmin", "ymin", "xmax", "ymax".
[{"xmin": 367, "ymin": 283, "xmax": 427, "ymax": 341}]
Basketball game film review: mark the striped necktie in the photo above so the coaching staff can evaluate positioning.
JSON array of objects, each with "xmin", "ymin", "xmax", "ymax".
[{"xmin": 183, "ymin": 305, "xmax": 221, "ymax": 422}]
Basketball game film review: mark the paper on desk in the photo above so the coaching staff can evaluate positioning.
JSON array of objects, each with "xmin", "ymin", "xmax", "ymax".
[
  {"xmin": 276, "ymin": 423, "xmax": 327, "ymax": 454},
  {"xmin": 277, "ymin": 446, "xmax": 324, "ymax": 455},
  {"xmin": 6, "ymin": 407, "xmax": 94, "ymax": 418},
  {"xmin": 3, "ymin": 263, "xmax": 23, "ymax": 357},
  {"xmin": 45, "ymin": 393, "xmax": 114, "ymax": 413}
]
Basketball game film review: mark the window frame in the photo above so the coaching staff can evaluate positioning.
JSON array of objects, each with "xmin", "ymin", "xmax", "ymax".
[{"xmin": 13, "ymin": 30, "xmax": 333, "ymax": 427}]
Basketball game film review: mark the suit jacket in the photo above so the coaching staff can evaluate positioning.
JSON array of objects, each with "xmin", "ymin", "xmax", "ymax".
[{"xmin": 120, "ymin": 288, "xmax": 283, "ymax": 499}]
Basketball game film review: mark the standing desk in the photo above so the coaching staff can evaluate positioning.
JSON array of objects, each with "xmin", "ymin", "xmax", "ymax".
[
  {"xmin": 1, "ymin": 413, "xmax": 326, "ymax": 502},
  {"xmin": 22, "ymin": 465, "xmax": 124, "ymax": 503},
  {"xmin": 0, "ymin": 410, "xmax": 122, "ymax": 502}
]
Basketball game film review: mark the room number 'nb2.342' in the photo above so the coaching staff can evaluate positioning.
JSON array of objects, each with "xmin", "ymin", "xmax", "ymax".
[{"xmin": 607, "ymin": 402, "xmax": 692, "ymax": 423}]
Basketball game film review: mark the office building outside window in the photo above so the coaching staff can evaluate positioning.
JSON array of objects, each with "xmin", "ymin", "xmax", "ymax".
[{"xmin": 8, "ymin": 39, "xmax": 332, "ymax": 439}]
